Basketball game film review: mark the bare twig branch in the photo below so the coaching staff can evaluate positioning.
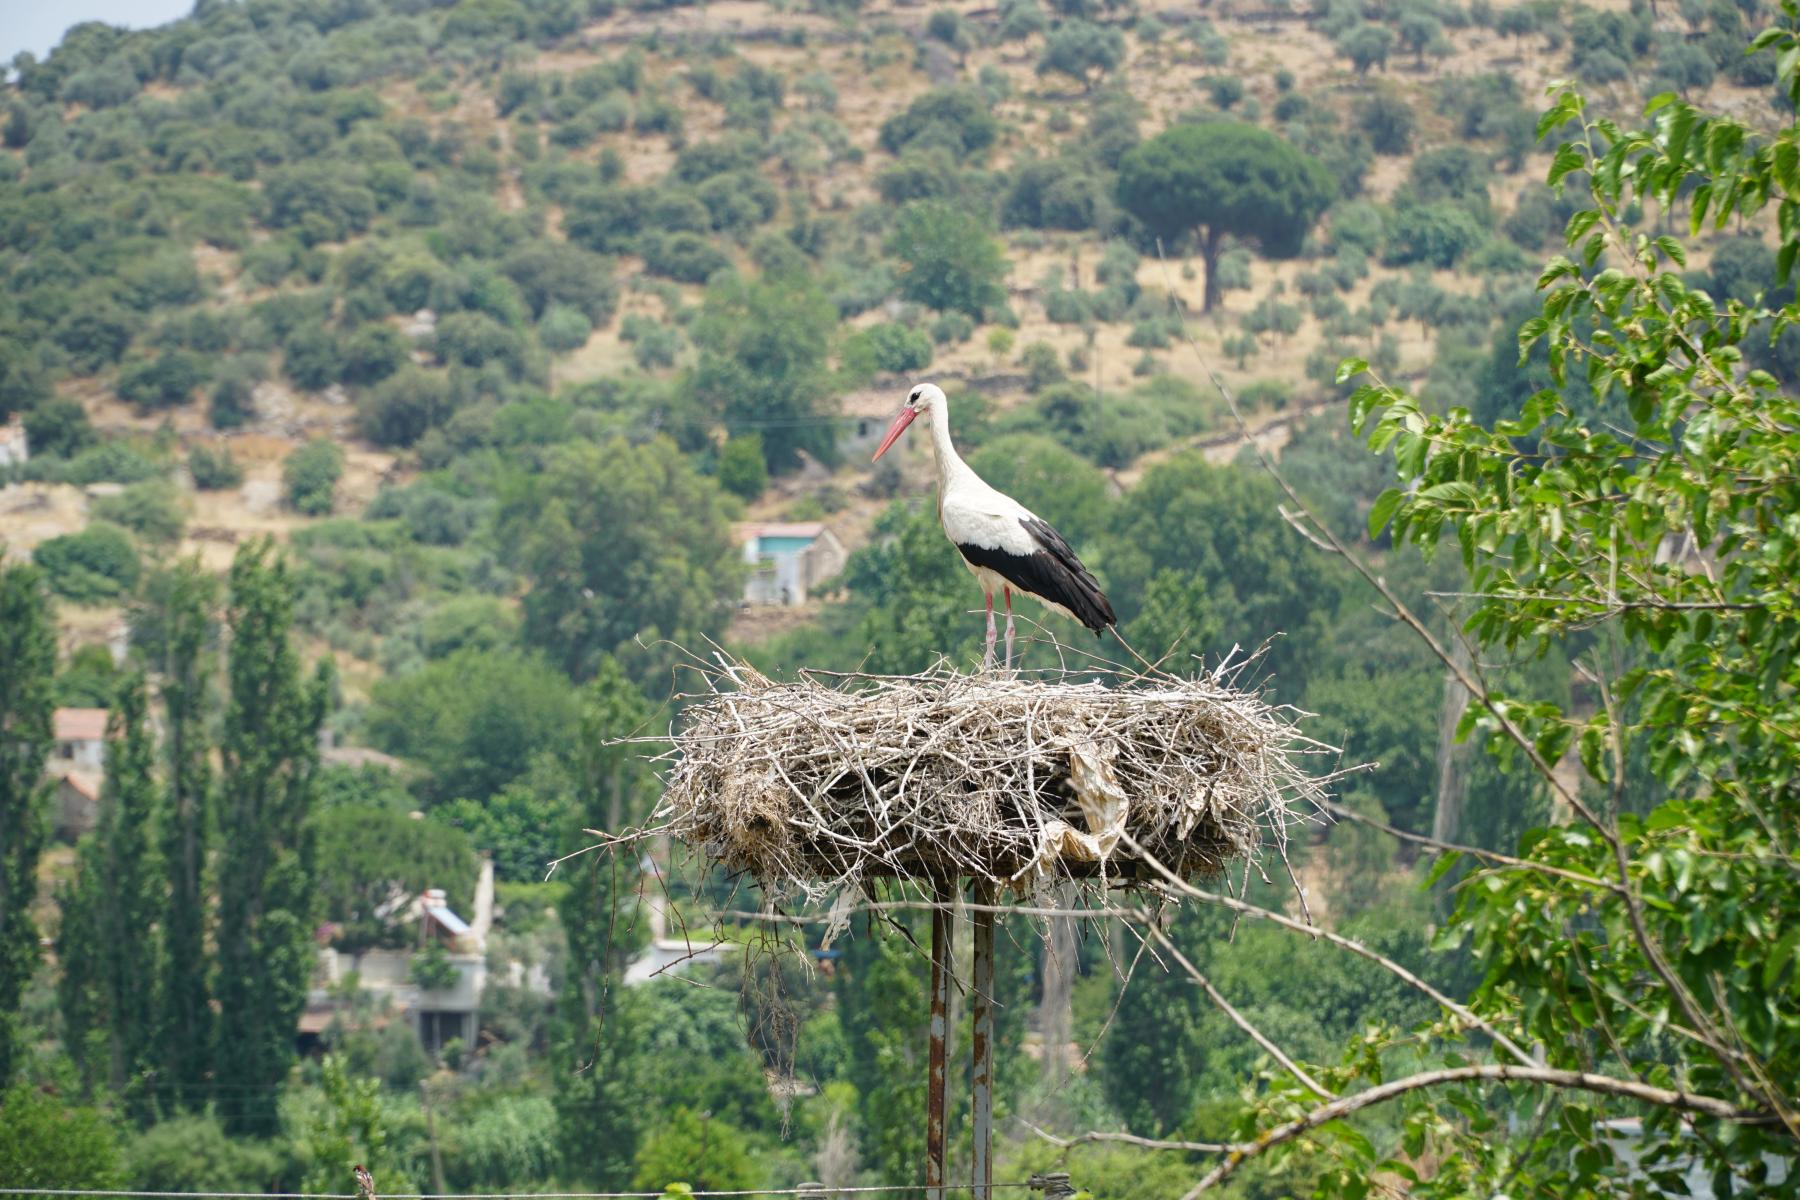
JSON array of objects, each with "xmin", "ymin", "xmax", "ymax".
[
  {"xmin": 1137, "ymin": 915, "xmax": 1335, "ymax": 1101},
  {"xmin": 1026, "ymin": 1122, "xmax": 1230, "ymax": 1155},
  {"xmin": 1122, "ymin": 834, "xmax": 1535, "ymax": 1067},
  {"xmin": 1320, "ymin": 799, "xmax": 1619, "ymax": 893},
  {"xmin": 1177, "ymin": 1065, "xmax": 1781, "ymax": 1198}
]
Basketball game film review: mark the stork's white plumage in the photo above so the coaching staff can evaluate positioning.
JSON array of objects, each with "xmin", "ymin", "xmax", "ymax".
[{"xmin": 872, "ymin": 382, "xmax": 1115, "ymax": 668}]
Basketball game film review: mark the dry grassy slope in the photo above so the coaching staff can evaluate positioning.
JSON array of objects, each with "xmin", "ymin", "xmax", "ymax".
[{"xmin": 15, "ymin": 0, "xmax": 1768, "ymax": 663}]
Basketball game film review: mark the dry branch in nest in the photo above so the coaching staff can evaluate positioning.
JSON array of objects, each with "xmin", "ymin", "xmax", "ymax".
[{"xmin": 655, "ymin": 648, "xmax": 1338, "ymax": 906}]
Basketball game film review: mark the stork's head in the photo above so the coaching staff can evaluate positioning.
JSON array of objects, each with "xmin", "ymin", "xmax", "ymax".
[{"xmin": 871, "ymin": 382, "xmax": 945, "ymax": 461}]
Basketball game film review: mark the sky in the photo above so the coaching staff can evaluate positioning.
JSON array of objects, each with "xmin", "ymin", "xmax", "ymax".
[{"xmin": 1, "ymin": 0, "xmax": 194, "ymax": 65}]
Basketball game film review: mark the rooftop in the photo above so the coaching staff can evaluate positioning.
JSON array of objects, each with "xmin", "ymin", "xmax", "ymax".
[
  {"xmin": 53, "ymin": 708, "xmax": 109, "ymax": 742},
  {"xmin": 740, "ymin": 521, "xmax": 827, "ymax": 541}
]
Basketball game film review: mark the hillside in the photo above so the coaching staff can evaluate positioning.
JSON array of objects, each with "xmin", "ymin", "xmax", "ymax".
[{"xmin": 2, "ymin": 0, "xmax": 1782, "ymax": 680}]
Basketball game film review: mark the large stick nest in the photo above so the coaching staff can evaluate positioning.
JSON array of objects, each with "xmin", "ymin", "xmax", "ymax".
[{"xmin": 656, "ymin": 651, "xmax": 1334, "ymax": 901}]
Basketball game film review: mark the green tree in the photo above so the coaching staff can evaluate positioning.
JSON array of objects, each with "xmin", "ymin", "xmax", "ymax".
[
  {"xmin": 878, "ymin": 87, "xmax": 999, "ymax": 160},
  {"xmin": 841, "ymin": 503, "xmax": 989, "ymax": 674},
  {"xmin": 1336, "ymin": 22, "xmax": 1396, "ymax": 74},
  {"xmin": 631, "ymin": 1108, "xmax": 759, "ymax": 1194},
  {"xmin": 33, "ymin": 524, "xmax": 141, "ymax": 602},
  {"xmin": 687, "ymin": 270, "xmax": 839, "ymax": 472},
  {"xmin": 365, "ymin": 647, "xmax": 578, "ymax": 807},
  {"xmin": 716, "ymin": 432, "xmax": 768, "ymax": 501},
  {"xmin": 554, "ymin": 657, "xmax": 654, "ymax": 1187},
  {"xmin": 150, "ymin": 562, "xmax": 217, "ymax": 1110},
  {"xmin": 302, "ymin": 1055, "xmax": 395, "ymax": 1195},
  {"xmin": 0, "ymin": 1083, "xmax": 119, "ymax": 1188},
  {"xmin": 215, "ymin": 541, "xmax": 330, "ymax": 1137},
  {"xmin": 1098, "ymin": 903, "xmax": 1219, "ymax": 1132},
  {"xmin": 22, "ymin": 398, "xmax": 96, "ymax": 458},
  {"xmin": 0, "ymin": 563, "xmax": 54, "ymax": 1083},
  {"xmin": 91, "ymin": 479, "xmax": 186, "ymax": 544},
  {"xmin": 58, "ymin": 676, "xmax": 163, "ymax": 1111},
  {"xmin": 1036, "ymin": 21, "xmax": 1127, "ymax": 92},
  {"xmin": 284, "ymin": 438, "xmax": 343, "ymax": 516},
  {"xmin": 1214, "ymin": 29, "xmax": 1800, "ymax": 1193},
  {"xmin": 1116, "ymin": 123, "xmax": 1333, "ymax": 312},
  {"xmin": 314, "ymin": 806, "xmax": 476, "ymax": 953},
  {"xmin": 1108, "ymin": 453, "xmax": 1343, "ymax": 691},
  {"xmin": 1398, "ymin": 11, "xmax": 1445, "ymax": 64},
  {"xmin": 122, "ymin": 1115, "xmax": 281, "ymax": 1193},
  {"xmin": 835, "ymin": 912, "xmax": 929, "ymax": 1186},
  {"xmin": 1356, "ymin": 90, "xmax": 1415, "ymax": 155},
  {"xmin": 117, "ymin": 351, "xmax": 209, "ymax": 411},
  {"xmin": 503, "ymin": 437, "xmax": 742, "ymax": 684},
  {"xmin": 888, "ymin": 200, "xmax": 1008, "ymax": 317}
]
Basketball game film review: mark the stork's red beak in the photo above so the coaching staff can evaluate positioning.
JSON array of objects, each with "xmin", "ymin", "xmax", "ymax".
[{"xmin": 871, "ymin": 407, "xmax": 917, "ymax": 462}]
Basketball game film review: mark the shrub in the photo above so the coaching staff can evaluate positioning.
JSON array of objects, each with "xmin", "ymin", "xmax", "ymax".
[
  {"xmin": 124, "ymin": 1114, "xmax": 278, "ymax": 1193},
  {"xmin": 341, "ymin": 324, "xmax": 408, "ymax": 385},
  {"xmin": 1407, "ymin": 145, "xmax": 1493, "ymax": 220},
  {"xmin": 1038, "ymin": 22, "xmax": 1127, "ymax": 91},
  {"xmin": 117, "ymin": 352, "xmax": 209, "ymax": 411},
  {"xmin": 1356, "ymin": 91, "xmax": 1414, "ymax": 155},
  {"xmin": 632, "ymin": 325, "xmax": 684, "ymax": 370},
  {"xmin": 718, "ymin": 433, "xmax": 769, "ymax": 501},
  {"xmin": 284, "ymin": 439, "xmax": 343, "ymax": 516},
  {"xmin": 59, "ymin": 442, "xmax": 164, "ymax": 487},
  {"xmin": 1382, "ymin": 201, "xmax": 1486, "ymax": 268},
  {"xmin": 34, "ymin": 523, "xmax": 141, "ymax": 602},
  {"xmin": 92, "ymin": 479, "xmax": 186, "ymax": 543},
  {"xmin": 538, "ymin": 305, "xmax": 593, "ymax": 354},
  {"xmin": 641, "ymin": 233, "xmax": 733, "ymax": 284},
  {"xmin": 862, "ymin": 322, "xmax": 935, "ymax": 373},
  {"xmin": 282, "ymin": 322, "xmax": 341, "ymax": 391},
  {"xmin": 931, "ymin": 311, "xmax": 975, "ymax": 345},
  {"xmin": 878, "ymin": 87, "xmax": 998, "ymax": 160},
  {"xmin": 1237, "ymin": 378, "xmax": 1291, "ymax": 411},
  {"xmin": 23, "ymin": 399, "xmax": 95, "ymax": 459},
  {"xmin": 1020, "ymin": 341, "xmax": 1064, "ymax": 391},
  {"xmin": 357, "ymin": 368, "xmax": 454, "ymax": 448},
  {"xmin": 999, "ymin": 0, "xmax": 1048, "ymax": 40},
  {"xmin": 188, "ymin": 444, "xmax": 244, "ymax": 490},
  {"xmin": 1204, "ymin": 76, "xmax": 1245, "ymax": 109},
  {"xmin": 53, "ymin": 304, "xmax": 137, "ymax": 374},
  {"xmin": 1337, "ymin": 22, "xmax": 1395, "ymax": 74}
]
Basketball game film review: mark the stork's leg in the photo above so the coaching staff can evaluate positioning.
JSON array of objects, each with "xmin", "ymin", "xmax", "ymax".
[
  {"xmin": 983, "ymin": 591, "xmax": 996, "ymax": 671},
  {"xmin": 1003, "ymin": 588, "xmax": 1016, "ymax": 670}
]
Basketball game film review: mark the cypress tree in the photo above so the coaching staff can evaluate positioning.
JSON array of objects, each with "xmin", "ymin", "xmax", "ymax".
[
  {"xmin": 58, "ymin": 676, "xmax": 163, "ymax": 1112},
  {"xmin": 214, "ymin": 541, "xmax": 329, "ymax": 1136},
  {"xmin": 553, "ymin": 657, "xmax": 652, "ymax": 1187},
  {"xmin": 0, "ymin": 562, "xmax": 55, "ymax": 1084},
  {"xmin": 154, "ymin": 562, "xmax": 216, "ymax": 1109}
]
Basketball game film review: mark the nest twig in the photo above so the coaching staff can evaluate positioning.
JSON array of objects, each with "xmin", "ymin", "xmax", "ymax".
[{"xmin": 652, "ymin": 645, "xmax": 1340, "ymax": 905}]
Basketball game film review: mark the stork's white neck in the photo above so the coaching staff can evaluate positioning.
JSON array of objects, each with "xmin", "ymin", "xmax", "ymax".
[{"xmin": 924, "ymin": 397, "xmax": 976, "ymax": 491}]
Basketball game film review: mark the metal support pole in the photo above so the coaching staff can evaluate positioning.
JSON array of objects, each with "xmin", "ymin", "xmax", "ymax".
[
  {"xmin": 971, "ymin": 879, "xmax": 997, "ymax": 1200},
  {"xmin": 927, "ymin": 877, "xmax": 955, "ymax": 1200}
]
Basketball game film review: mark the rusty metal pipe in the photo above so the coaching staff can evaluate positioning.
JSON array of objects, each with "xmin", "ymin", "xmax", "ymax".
[
  {"xmin": 927, "ymin": 877, "xmax": 955, "ymax": 1200},
  {"xmin": 971, "ymin": 879, "xmax": 997, "ymax": 1200}
]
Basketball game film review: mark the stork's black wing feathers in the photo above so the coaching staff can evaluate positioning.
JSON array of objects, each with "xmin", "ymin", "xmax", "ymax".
[{"xmin": 956, "ymin": 517, "xmax": 1116, "ymax": 633}]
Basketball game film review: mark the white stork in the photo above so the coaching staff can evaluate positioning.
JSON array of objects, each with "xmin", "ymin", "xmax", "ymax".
[{"xmin": 871, "ymin": 382, "xmax": 1116, "ymax": 669}]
